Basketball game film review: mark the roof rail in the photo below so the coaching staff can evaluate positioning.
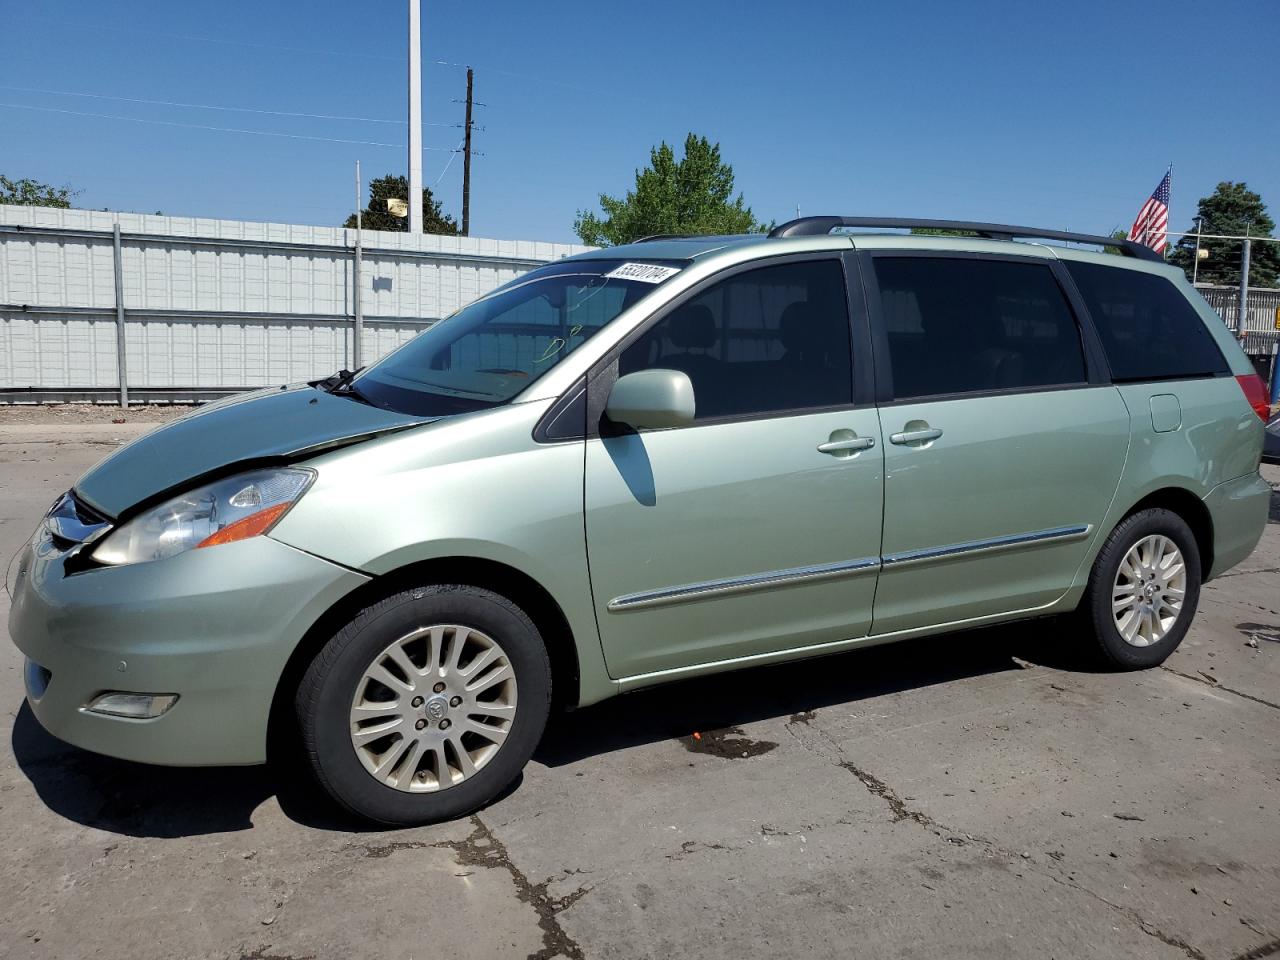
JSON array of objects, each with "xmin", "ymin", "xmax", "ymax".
[
  {"xmin": 767, "ymin": 216, "xmax": 1164, "ymax": 263},
  {"xmin": 632, "ymin": 232, "xmax": 767, "ymax": 243}
]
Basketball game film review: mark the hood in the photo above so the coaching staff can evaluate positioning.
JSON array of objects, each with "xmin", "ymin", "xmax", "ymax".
[{"xmin": 75, "ymin": 385, "xmax": 435, "ymax": 517}]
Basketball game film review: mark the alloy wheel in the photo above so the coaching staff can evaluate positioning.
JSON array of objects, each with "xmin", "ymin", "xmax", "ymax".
[
  {"xmin": 1112, "ymin": 535, "xmax": 1187, "ymax": 647},
  {"xmin": 348, "ymin": 624, "xmax": 517, "ymax": 792}
]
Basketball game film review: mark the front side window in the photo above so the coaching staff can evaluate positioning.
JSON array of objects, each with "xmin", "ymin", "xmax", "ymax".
[
  {"xmin": 1065, "ymin": 262, "xmax": 1228, "ymax": 382},
  {"xmin": 354, "ymin": 258, "xmax": 684, "ymax": 415},
  {"xmin": 874, "ymin": 257, "xmax": 1087, "ymax": 400},
  {"xmin": 619, "ymin": 259, "xmax": 853, "ymax": 420}
]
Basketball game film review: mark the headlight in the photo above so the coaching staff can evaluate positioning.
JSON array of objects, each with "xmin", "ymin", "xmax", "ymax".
[{"xmin": 92, "ymin": 468, "xmax": 314, "ymax": 566}]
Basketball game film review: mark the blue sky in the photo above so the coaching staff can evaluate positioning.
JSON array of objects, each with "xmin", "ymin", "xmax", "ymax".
[{"xmin": 3, "ymin": 0, "xmax": 1277, "ymax": 243}]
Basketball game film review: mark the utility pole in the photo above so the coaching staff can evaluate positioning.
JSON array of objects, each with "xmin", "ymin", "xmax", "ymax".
[
  {"xmin": 462, "ymin": 67, "xmax": 474, "ymax": 236},
  {"xmin": 407, "ymin": 0, "xmax": 423, "ymax": 234}
]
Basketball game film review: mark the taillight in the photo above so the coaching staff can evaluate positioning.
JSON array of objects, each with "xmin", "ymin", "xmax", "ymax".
[{"xmin": 1235, "ymin": 374, "xmax": 1271, "ymax": 422}]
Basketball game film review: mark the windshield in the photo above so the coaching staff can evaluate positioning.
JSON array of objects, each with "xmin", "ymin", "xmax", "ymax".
[{"xmin": 352, "ymin": 258, "xmax": 685, "ymax": 416}]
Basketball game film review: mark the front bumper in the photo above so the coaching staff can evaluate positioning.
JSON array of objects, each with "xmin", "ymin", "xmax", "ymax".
[
  {"xmin": 1204, "ymin": 470, "xmax": 1272, "ymax": 580},
  {"xmin": 8, "ymin": 527, "xmax": 369, "ymax": 765}
]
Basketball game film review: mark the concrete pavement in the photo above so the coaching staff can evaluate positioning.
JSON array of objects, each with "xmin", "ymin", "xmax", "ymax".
[{"xmin": 1, "ymin": 421, "xmax": 1277, "ymax": 960}]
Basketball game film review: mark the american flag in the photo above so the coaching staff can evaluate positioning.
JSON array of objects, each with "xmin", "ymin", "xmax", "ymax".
[{"xmin": 1128, "ymin": 170, "xmax": 1171, "ymax": 254}]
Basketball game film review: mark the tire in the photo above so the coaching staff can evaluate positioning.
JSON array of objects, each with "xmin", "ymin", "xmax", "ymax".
[
  {"xmin": 295, "ymin": 584, "xmax": 551, "ymax": 826},
  {"xmin": 1082, "ymin": 508, "xmax": 1201, "ymax": 669}
]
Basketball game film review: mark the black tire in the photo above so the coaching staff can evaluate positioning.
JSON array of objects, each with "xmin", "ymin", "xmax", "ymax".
[
  {"xmin": 1082, "ymin": 508, "xmax": 1201, "ymax": 669},
  {"xmin": 295, "ymin": 584, "xmax": 551, "ymax": 826}
]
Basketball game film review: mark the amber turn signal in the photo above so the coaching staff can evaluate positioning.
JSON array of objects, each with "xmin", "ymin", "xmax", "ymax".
[{"xmin": 196, "ymin": 502, "xmax": 291, "ymax": 549}]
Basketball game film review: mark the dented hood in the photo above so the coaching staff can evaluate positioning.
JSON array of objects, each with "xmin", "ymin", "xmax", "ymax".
[{"xmin": 74, "ymin": 385, "xmax": 435, "ymax": 517}]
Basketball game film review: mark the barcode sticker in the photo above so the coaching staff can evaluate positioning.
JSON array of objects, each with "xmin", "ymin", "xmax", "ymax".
[{"xmin": 604, "ymin": 262, "xmax": 681, "ymax": 284}]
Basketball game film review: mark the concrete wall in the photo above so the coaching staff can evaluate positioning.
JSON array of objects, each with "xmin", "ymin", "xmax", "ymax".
[{"xmin": 0, "ymin": 205, "xmax": 590, "ymax": 402}]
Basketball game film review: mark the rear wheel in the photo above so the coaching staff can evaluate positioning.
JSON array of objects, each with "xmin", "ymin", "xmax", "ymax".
[
  {"xmin": 296, "ymin": 584, "xmax": 551, "ymax": 825},
  {"xmin": 1083, "ymin": 508, "xmax": 1201, "ymax": 669}
]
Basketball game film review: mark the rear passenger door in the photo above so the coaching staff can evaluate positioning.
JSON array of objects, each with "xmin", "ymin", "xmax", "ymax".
[{"xmin": 863, "ymin": 251, "xmax": 1131, "ymax": 635}]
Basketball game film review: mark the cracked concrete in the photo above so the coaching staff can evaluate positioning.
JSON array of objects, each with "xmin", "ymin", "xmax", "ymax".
[
  {"xmin": 1, "ymin": 424, "xmax": 1278, "ymax": 959},
  {"xmin": 433, "ymin": 817, "xmax": 590, "ymax": 960}
]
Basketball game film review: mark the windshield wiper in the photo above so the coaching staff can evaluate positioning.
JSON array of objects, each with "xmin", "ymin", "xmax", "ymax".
[
  {"xmin": 313, "ymin": 367, "xmax": 361, "ymax": 393},
  {"xmin": 310, "ymin": 368, "xmax": 382, "ymax": 407}
]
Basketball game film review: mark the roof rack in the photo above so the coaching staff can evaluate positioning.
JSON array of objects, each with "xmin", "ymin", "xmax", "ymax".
[
  {"xmin": 632, "ymin": 233, "xmax": 766, "ymax": 243},
  {"xmin": 767, "ymin": 216, "xmax": 1164, "ymax": 263}
]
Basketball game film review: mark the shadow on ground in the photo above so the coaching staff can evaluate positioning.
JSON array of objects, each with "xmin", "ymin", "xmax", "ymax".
[
  {"xmin": 11, "ymin": 613, "xmax": 1096, "ymax": 838},
  {"xmin": 9, "ymin": 702, "xmax": 369, "ymax": 837},
  {"xmin": 535, "ymin": 614, "xmax": 1099, "ymax": 766}
]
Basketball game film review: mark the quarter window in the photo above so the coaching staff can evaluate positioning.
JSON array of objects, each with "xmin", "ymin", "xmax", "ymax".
[
  {"xmin": 619, "ymin": 259, "xmax": 854, "ymax": 420},
  {"xmin": 1065, "ymin": 261, "xmax": 1228, "ymax": 382},
  {"xmin": 873, "ymin": 257, "xmax": 1087, "ymax": 399}
]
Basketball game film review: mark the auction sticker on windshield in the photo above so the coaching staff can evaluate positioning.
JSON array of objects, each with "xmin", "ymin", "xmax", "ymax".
[{"xmin": 604, "ymin": 263, "xmax": 681, "ymax": 283}]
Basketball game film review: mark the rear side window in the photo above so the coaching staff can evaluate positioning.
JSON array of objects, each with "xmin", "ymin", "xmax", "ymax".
[
  {"xmin": 1065, "ymin": 262, "xmax": 1228, "ymax": 382},
  {"xmin": 619, "ymin": 259, "xmax": 853, "ymax": 420},
  {"xmin": 873, "ymin": 257, "xmax": 1087, "ymax": 399}
]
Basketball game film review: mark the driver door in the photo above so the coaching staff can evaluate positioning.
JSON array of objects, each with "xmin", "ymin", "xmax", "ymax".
[{"xmin": 583, "ymin": 255, "xmax": 885, "ymax": 679}]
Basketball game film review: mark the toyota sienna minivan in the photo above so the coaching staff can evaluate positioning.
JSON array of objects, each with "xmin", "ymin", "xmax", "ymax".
[{"xmin": 9, "ymin": 217, "xmax": 1271, "ymax": 825}]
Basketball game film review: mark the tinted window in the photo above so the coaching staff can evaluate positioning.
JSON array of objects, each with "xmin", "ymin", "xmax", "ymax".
[
  {"xmin": 1065, "ymin": 262, "xmax": 1228, "ymax": 382},
  {"xmin": 874, "ymin": 257, "xmax": 1087, "ymax": 399},
  {"xmin": 619, "ymin": 259, "xmax": 853, "ymax": 420}
]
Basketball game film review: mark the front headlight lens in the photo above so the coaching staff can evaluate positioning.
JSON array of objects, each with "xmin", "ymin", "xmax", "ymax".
[{"xmin": 92, "ymin": 468, "xmax": 314, "ymax": 566}]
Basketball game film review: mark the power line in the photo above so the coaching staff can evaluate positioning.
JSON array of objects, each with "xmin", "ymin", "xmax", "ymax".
[
  {"xmin": 0, "ymin": 102, "xmax": 457, "ymax": 150},
  {"xmin": 433, "ymin": 58, "xmax": 646, "ymax": 103},
  {"xmin": 0, "ymin": 85, "xmax": 465, "ymax": 127},
  {"xmin": 26, "ymin": 20, "xmax": 641, "ymax": 102},
  {"xmin": 35, "ymin": 20, "xmax": 406, "ymax": 62},
  {"xmin": 432, "ymin": 138, "xmax": 468, "ymax": 187}
]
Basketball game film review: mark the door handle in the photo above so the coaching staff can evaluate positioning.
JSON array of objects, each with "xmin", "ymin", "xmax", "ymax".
[
  {"xmin": 817, "ymin": 435, "xmax": 875, "ymax": 455},
  {"xmin": 889, "ymin": 427, "xmax": 943, "ymax": 445}
]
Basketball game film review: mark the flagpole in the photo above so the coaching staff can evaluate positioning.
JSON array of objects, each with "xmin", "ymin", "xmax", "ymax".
[{"xmin": 1166, "ymin": 162, "xmax": 1173, "ymax": 260}]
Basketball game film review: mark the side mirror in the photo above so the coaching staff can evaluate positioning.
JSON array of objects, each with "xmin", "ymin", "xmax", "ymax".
[{"xmin": 605, "ymin": 369, "xmax": 695, "ymax": 430}]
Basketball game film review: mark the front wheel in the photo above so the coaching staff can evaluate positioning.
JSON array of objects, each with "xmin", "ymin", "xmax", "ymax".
[
  {"xmin": 1083, "ymin": 508, "xmax": 1201, "ymax": 669},
  {"xmin": 295, "ymin": 584, "xmax": 551, "ymax": 826}
]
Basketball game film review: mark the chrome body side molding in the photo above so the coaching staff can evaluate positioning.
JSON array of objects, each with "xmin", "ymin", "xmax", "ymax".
[
  {"xmin": 608, "ymin": 556, "xmax": 881, "ymax": 613},
  {"xmin": 608, "ymin": 525, "xmax": 1091, "ymax": 613},
  {"xmin": 882, "ymin": 524, "xmax": 1092, "ymax": 567}
]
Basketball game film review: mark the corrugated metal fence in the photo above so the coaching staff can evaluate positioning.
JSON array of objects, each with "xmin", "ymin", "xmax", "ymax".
[
  {"xmin": 0, "ymin": 205, "xmax": 589, "ymax": 403},
  {"xmin": 1193, "ymin": 284, "xmax": 1280, "ymax": 359}
]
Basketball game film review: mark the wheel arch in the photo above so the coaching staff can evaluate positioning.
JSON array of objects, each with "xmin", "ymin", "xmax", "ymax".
[
  {"xmin": 267, "ymin": 555, "xmax": 583, "ymax": 760},
  {"xmin": 1114, "ymin": 486, "xmax": 1215, "ymax": 580}
]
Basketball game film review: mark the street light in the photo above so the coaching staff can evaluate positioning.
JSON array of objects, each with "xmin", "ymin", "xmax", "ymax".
[
  {"xmin": 1192, "ymin": 216, "xmax": 1203, "ymax": 285},
  {"xmin": 407, "ymin": 0, "xmax": 423, "ymax": 234}
]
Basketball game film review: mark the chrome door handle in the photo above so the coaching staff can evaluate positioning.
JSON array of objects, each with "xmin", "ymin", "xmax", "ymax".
[
  {"xmin": 817, "ymin": 436, "xmax": 875, "ymax": 454},
  {"xmin": 890, "ymin": 427, "xmax": 943, "ymax": 445}
]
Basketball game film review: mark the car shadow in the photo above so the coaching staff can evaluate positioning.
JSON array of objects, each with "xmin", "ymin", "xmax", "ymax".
[
  {"xmin": 9, "ymin": 702, "xmax": 365, "ymax": 836},
  {"xmin": 535, "ymin": 614, "xmax": 1101, "ymax": 766},
  {"xmin": 11, "ymin": 613, "xmax": 1097, "ymax": 838}
]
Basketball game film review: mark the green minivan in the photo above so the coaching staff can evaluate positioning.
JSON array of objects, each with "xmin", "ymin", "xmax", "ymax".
[{"xmin": 9, "ymin": 217, "xmax": 1272, "ymax": 825}]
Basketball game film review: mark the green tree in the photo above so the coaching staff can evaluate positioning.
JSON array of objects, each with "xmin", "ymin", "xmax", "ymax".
[
  {"xmin": 1, "ymin": 174, "xmax": 78, "ymax": 208},
  {"xmin": 344, "ymin": 174, "xmax": 458, "ymax": 234},
  {"xmin": 1168, "ymin": 181, "xmax": 1279, "ymax": 287},
  {"xmin": 574, "ymin": 133, "xmax": 764, "ymax": 245},
  {"xmin": 1103, "ymin": 228, "xmax": 1129, "ymax": 257},
  {"xmin": 909, "ymin": 227, "xmax": 978, "ymax": 237}
]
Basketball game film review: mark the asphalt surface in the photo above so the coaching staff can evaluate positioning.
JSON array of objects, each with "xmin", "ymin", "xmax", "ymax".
[{"xmin": 1, "ymin": 419, "xmax": 1278, "ymax": 960}]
